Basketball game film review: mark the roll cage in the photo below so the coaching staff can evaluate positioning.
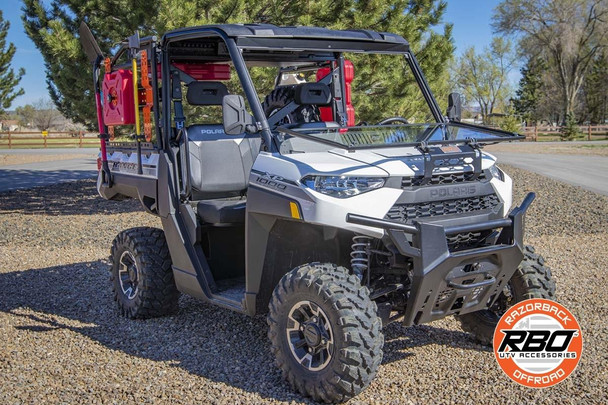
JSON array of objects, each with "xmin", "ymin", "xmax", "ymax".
[{"xmin": 102, "ymin": 24, "xmax": 445, "ymax": 153}]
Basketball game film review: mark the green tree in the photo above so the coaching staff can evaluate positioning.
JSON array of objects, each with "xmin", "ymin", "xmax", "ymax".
[
  {"xmin": 246, "ymin": 0, "xmax": 455, "ymax": 123},
  {"xmin": 0, "ymin": 10, "xmax": 25, "ymax": 115},
  {"xmin": 493, "ymin": 0, "xmax": 608, "ymax": 122},
  {"xmin": 15, "ymin": 104, "xmax": 35, "ymax": 128},
  {"xmin": 22, "ymin": 0, "xmax": 160, "ymax": 128},
  {"xmin": 582, "ymin": 52, "xmax": 608, "ymax": 124},
  {"xmin": 512, "ymin": 58, "xmax": 545, "ymax": 124},
  {"xmin": 15, "ymin": 99, "xmax": 62, "ymax": 130},
  {"xmin": 23, "ymin": 0, "xmax": 454, "ymax": 127},
  {"xmin": 498, "ymin": 107, "xmax": 522, "ymax": 133},
  {"xmin": 452, "ymin": 37, "xmax": 516, "ymax": 123},
  {"xmin": 560, "ymin": 112, "xmax": 581, "ymax": 141}
]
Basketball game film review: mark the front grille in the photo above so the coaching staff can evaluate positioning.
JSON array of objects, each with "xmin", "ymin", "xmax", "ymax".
[
  {"xmin": 447, "ymin": 231, "xmax": 489, "ymax": 251},
  {"xmin": 385, "ymin": 194, "xmax": 500, "ymax": 224},
  {"xmin": 402, "ymin": 171, "xmax": 487, "ymax": 188}
]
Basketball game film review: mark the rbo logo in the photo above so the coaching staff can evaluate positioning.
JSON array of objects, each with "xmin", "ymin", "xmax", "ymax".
[{"xmin": 493, "ymin": 298, "xmax": 582, "ymax": 388}]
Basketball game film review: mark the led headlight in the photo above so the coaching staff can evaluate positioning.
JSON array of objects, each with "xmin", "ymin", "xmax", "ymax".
[
  {"xmin": 301, "ymin": 175, "xmax": 385, "ymax": 198},
  {"xmin": 488, "ymin": 164, "xmax": 504, "ymax": 181}
]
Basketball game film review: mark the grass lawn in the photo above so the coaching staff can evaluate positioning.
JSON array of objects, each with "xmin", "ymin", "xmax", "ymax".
[{"xmin": 0, "ymin": 137, "xmax": 100, "ymax": 149}]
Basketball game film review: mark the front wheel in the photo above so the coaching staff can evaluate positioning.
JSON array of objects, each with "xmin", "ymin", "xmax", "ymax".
[
  {"xmin": 267, "ymin": 263, "xmax": 384, "ymax": 403},
  {"xmin": 456, "ymin": 245, "xmax": 556, "ymax": 345}
]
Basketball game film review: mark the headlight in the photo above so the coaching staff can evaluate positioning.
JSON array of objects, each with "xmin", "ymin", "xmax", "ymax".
[
  {"xmin": 489, "ymin": 164, "xmax": 504, "ymax": 181},
  {"xmin": 301, "ymin": 175, "xmax": 385, "ymax": 198}
]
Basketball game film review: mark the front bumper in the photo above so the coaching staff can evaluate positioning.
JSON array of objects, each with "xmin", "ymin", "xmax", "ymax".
[{"xmin": 346, "ymin": 192, "xmax": 536, "ymax": 326}]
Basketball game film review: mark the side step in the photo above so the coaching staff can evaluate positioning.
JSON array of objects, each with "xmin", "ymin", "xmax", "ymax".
[{"xmin": 172, "ymin": 267, "xmax": 248, "ymax": 314}]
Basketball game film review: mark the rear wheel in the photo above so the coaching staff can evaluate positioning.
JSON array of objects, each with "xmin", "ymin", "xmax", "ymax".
[
  {"xmin": 110, "ymin": 227, "xmax": 179, "ymax": 319},
  {"xmin": 267, "ymin": 263, "xmax": 383, "ymax": 403},
  {"xmin": 456, "ymin": 245, "xmax": 556, "ymax": 345}
]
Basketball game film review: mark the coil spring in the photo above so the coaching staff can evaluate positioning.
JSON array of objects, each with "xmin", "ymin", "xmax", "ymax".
[{"xmin": 351, "ymin": 235, "xmax": 372, "ymax": 279}]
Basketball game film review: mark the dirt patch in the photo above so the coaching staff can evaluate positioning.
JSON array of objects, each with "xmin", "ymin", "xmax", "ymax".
[{"xmin": 0, "ymin": 154, "xmax": 94, "ymax": 167}]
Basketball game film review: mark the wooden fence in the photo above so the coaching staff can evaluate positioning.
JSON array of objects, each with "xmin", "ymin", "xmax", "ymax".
[
  {"xmin": 0, "ymin": 131, "xmax": 99, "ymax": 149},
  {"xmin": 522, "ymin": 125, "xmax": 608, "ymax": 141},
  {"xmin": 1, "ymin": 126, "xmax": 607, "ymax": 148}
]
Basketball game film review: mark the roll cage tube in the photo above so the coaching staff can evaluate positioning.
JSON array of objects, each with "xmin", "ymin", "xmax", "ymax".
[
  {"xmin": 228, "ymin": 40, "xmax": 274, "ymax": 151},
  {"xmin": 404, "ymin": 52, "xmax": 445, "ymax": 124},
  {"xmin": 160, "ymin": 30, "xmax": 274, "ymax": 153},
  {"xmin": 93, "ymin": 55, "xmax": 113, "ymax": 186}
]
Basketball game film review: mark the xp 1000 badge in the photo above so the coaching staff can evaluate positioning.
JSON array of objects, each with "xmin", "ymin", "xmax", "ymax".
[{"xmin": 493, "ymin": 298, "xmax": 582, "ymax": 388}]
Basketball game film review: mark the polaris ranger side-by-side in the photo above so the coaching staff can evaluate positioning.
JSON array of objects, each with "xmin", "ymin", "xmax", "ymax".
[{"xmin": 79, "ymin": 23, "xmax": 555, "ymax": 402}]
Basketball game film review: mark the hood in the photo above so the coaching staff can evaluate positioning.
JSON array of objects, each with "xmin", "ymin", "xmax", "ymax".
[{"xmin": 278, "ymin": 146, "xmax": 497, "ymax": 178}]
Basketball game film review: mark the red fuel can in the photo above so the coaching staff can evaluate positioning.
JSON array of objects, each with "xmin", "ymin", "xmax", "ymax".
[
  {"xmin": 102, "ymin": 69, "xmax": 136, "ymax": 126},
  {"xmin": 316, "ymin": 60, "xmax": 355, "ymax": 126}
]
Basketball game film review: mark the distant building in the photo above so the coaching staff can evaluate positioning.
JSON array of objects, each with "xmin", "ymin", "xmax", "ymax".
[{"xmin": 0, "ymin": 119, "xmax": 19, "ymax": 131}]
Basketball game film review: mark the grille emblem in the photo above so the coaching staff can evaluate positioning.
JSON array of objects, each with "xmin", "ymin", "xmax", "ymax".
[{"xmin": 430, "ymin": 186, "xmax": 476, "ymax": 199}]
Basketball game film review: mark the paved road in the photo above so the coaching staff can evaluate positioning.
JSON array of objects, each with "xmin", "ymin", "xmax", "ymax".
[
  {"xmin": 0, "ymin": 148, "xmax": 98, "ymax": 155},
  {"xmin": 492, "ymin": 152, "xmax": 608, "ymax": 196},
  {"xmin": 1, "ymin": 147, "xmax": 607, "ymax": 196},
  {"xmin": 0, "ymin": 157, "xmax": 98, "ymax": 192}
]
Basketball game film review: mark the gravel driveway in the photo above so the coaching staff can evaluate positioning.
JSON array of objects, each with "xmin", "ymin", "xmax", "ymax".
[{"xmin": 0, "ymin": 166, "xmax": 606, "ymax": 404}]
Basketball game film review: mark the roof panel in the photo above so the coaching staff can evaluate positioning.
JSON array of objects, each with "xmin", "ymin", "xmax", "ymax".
[{"xmin": 163, "ymin": 24, "xmax": 409, "ymax": 47}]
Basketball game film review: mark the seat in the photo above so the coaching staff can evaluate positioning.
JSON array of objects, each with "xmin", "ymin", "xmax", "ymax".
[
  {"xmin": 187, "ymin": 124, "xmax": 261, "ymax": 200},
  {"xmin": 197, "ymin": 198, "xmax": 246, "ymax": 224},
  {"xmin": 183, "ymin": 81, "xmax": 261, "ymax": 224}
]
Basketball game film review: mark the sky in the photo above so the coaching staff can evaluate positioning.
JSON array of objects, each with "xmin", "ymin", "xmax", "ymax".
[{"xmin": 1, "ymin": 0, "xmax": 505, "ymax": 109}]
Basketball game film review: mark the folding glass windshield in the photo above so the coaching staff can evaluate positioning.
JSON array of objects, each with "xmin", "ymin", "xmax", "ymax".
[{"xmin": 277, "ymin": 123, "xmax": 521, "ymax": 153}]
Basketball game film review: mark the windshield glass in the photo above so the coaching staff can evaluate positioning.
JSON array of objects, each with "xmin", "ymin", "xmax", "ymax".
[
  {"xmin": 277, "ymin": 123, "xmax": 518, "ymax": 153},
  {"xmin": 236, "ymin": 46, "xmax": 521, "ymax": 153}
]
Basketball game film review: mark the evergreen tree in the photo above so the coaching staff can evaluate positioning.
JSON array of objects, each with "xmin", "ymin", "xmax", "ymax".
[
  {"xmin": 498, "ymin": 106, "xmax": 521, "ymax": 133},
  {"xmin": 512, "ymin": 57, "xmax": 544, "ymax": 124},
  {"xmin": 0, "ymin": 10, "xmax": 25, "ymax": 115},
  {"xmin": 582, "ymin": 53, "xmax": 608, "ymax": 124},
  {"xmin": 22, "ymin": 0, "xmax": 160, "ymax": 127},
  {"xmin": 22, "ymin": 0, "xmax": 454, "ymax": 127},
  {"xmin": 560, "ymin": 112, "xmax": 581, "ymax": 141}
]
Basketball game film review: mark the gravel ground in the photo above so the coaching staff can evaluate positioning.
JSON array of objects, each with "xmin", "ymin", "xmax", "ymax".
[
  {"xmin": 0, "ymin": 153, "xmax": 93, "ymax": 167},
  {"xmin": 1, "ymin": 166, "xmax": 607, "ymax": 404},
  {"xmin": 485, "ymin": 142, "xmax": 608, "ymax": 156}
]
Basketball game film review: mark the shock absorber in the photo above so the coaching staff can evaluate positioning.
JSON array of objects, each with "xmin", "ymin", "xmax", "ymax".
[{"xmin": 351, "ymin": 235, "xmax": 372, "ymax": 280}]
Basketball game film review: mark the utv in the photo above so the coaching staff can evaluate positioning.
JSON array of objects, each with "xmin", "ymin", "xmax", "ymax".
[{"xmin": 79, "ymin": 23, "xmax": 555, "ymax": 402}]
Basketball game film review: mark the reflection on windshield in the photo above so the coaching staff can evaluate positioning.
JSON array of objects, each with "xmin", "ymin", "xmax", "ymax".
[
  {"xmin": 278, "ymin": 124, "xmax": 441, "ymax": 151},
  {"xmin": 428, "ymin": 124, "xmax": 516, "ymax": 142},
  {"xmin": 277, "ymin": 123, "xmax": 517, "ymax": 153},
  {"xmin": 337, "ymin": 125, "xmax": 438, "ymax": 146}
]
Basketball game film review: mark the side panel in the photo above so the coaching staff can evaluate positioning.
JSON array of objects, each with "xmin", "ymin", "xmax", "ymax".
[
  {"xmin": 161, "ymin": 214, "xmax": 206, "ymax": 299},
  {"xmin": 97, "ymin": 143, "xmax": 160, "ymax": 214}
]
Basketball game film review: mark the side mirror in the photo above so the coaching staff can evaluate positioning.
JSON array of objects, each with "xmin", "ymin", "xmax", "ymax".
[
  {"xmin": 447, "ymin": 92, "xmax": 462, "ymax": 122},
  {"xmin": 222, "ymin": 95, "xmax": 257, "ymax": 135}
]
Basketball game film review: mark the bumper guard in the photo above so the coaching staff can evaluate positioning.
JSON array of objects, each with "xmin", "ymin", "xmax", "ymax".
[{"xmin": 346, "ymin": 192, "xmax": 536, "ymax": 326}]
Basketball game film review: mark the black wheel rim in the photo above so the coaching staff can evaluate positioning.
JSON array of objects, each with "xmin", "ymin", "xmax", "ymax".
[
  {"xmin": 118, "ymin": 251, "xmax": 139, "ymax": 300},
  {"xmin": 286, "ymin": 300, "xmax": 334, "ymax": 371}
]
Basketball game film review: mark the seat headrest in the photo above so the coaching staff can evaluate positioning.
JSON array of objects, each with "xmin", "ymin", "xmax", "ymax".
[
  {"xmin": 294, "ymin": 83, "xmax": 331, "ymax": 106},
  {"xmin": 186, "ymin": 81, "xmax": 229, "ymax": 105}
]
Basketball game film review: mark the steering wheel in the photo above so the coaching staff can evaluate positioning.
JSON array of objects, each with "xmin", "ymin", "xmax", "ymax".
[{"xmin": 377, "ymin": 117, "xmax": 409, "ymax": 125}]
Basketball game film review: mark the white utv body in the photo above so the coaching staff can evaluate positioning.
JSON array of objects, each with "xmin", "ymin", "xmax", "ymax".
[{"xmin": 81, "ymin": 23, "xmax": 555, "ymax": 403}]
